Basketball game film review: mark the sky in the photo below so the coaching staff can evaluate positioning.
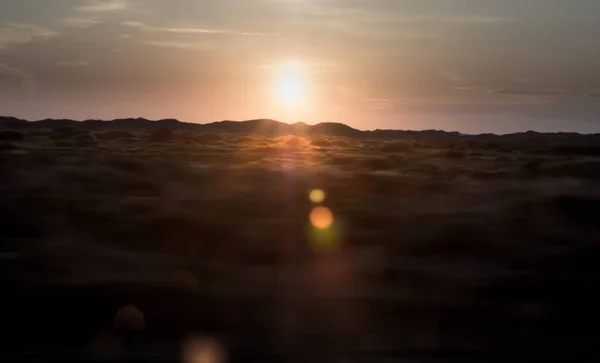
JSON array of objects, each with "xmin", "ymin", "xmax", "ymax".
[{"xmin": 1, "ymin": 0, "xmax": 600, "ymax": 133}]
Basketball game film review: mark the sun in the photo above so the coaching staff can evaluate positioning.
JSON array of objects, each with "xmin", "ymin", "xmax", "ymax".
[{"xmin": 275, "ymin": 60, "xmax": 306, "ymax": 105}]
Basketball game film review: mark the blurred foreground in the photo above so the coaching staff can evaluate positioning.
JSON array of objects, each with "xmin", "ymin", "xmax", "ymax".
[{"xmin": 1, "ymin": 127, "xmax": 599, "ymax": 362}]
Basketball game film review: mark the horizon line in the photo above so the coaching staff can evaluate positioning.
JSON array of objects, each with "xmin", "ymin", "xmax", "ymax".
[{"xmin": 2, "ymin": 115, "xmax": 599, "ymax": 136}]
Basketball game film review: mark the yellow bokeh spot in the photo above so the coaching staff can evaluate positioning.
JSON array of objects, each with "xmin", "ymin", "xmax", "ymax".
[
  {"xmin": 309, "ymin": 189, "xmax": 326, "ymax": 203},
  {"xmin": 310, "ymin": 206, "xmax": 334, "ymax": 230}
]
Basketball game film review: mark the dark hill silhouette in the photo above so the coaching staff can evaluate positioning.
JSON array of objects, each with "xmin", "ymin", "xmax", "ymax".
[{"xmin": 1, "ymin": 116, "xmax": 600, "ymax": 144}]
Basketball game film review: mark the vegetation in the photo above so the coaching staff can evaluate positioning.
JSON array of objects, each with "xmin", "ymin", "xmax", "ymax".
[{"xmin": 1, "ymin": 124, "xmax": 599, "ymax": 359}]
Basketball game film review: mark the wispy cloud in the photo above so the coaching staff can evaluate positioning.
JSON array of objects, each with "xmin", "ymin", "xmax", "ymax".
[
  {"xmin": 77, "ymin": 0, "xmax": 129, "ymax": 12},
  {"xmin": 586, "ymin": 89, "xmax": 600, "ymax": 100},
  {"xmin": 141, "ymin": 40, "xmax": 194, "ymax": 49},
  {"xmin": 486, "ymin": 88, "xmax": 569, "ymax": 105},
  {"xmin": 0, "ymin": 63, "xmax": 35, "ymax": 91},
  {"xmin": 122, "ymin": 21, "xmax": 275, "ymax": 36},
  {"xmin": 140, "ymin": 40, "xmax": 216, "ymax": 51},
  {"xmin": 365, "ymin": 13, "xmax": 515, "ymax": 25},
  {"xmin": 61, "ymin": 17, "xmax": 100, "ymax": 28},
  {"xmin": 123, "ymin": 21, "xmax": 222, "ymax": 34},
  {"xmin": 0, "ymin": 23, "xmax": 57, "ymax": 48},
  {"xmin": 445, "ymin": 15, "xmax": 514, "ymax": 24},
  {"xmin": 442, "ymin": 70, "xmax": 461, "ymax": 83},
  {"xmin": 490, "ymin": 88, "xmax": 567, "ymax": 96},
  {"xmin": 453, "ymin": 85, "xmax": 493, "ymax": 91},
  {"xmin": 56, "ymin": 60, "xmax": 89, "ymax": 67},
  {"xmin": 366, "ymin": 98, "xmax": 397, "ymax": 111},
  {"xmin": 511, "ymin": 77, "xmax": 531, "ymax": 84}
]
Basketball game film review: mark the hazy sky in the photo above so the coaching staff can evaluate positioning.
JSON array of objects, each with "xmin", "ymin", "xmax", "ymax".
[{"xmin": 1, "ymin": 0, "xmax": 600, "ymax": 133}]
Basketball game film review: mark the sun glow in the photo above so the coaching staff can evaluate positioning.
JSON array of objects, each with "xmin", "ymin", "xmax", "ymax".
[{"xmin": 275, "ymin": 60, "xmax": 307, "ymax": 106}]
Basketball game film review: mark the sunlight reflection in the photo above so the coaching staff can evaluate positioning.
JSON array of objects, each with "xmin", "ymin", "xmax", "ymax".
[{"xmin": 309, "ymin": 189, "xmax": 326, "ymax": 204}]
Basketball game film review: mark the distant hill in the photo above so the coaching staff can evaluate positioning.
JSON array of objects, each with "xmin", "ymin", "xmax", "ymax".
[{"xmin": 1, "ymin": 116, "xmax": 599, "ymax": 144}]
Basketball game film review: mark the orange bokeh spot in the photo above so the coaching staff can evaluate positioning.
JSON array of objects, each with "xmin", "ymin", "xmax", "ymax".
[{"xmin": 310, "ymin": 206, "xmax": 334, "ymax": 230}]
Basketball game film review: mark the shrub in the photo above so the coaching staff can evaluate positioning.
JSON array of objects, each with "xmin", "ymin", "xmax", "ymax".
[
  {"xmin": 381, "ymin": 142, "xmax": 413, "ymax": 153},
  {"xmin": 497, "ymin": 147, "xmax": 514, "ymax": 153},
  {"xmin": 485, "ymin": 142, "xmax": 503, "ymax": 149},
  {"xmin": 109, "ymin": 157, "xmax": 147, "ymax": 173},
  {"xmin": 310, "ymin": 137, "xmax": 332, "ymax": 147},
  {"xmin": 96, "ymin": 130, "xmax": 137, "ymax": 140},
  {"xmin": 0, "ymin": 142, "xmax": 16, "ymax": 151},
  {"xmin": 548, "ymin": 194, "xmax": 600, "ymax": 226},
  {"xmin": 53, "ymin": 127, "xmax": 85, "ymax": 137},
  {"xmin": 416, "ymin": 138, "xmax": 454, "ymax": 149},
  {"xmin": 329, "ymin": 155, "xmax": 357, "ymax": 167},
  {"xmin": 330, "ymin": 139, "xmax": 349, "ymax": 147},
  {"xmin": 0, "ymin": 130, "xmax": 24, "ymax": 141},
  {"xmin": 235, "ymin": 136, "xmax": 259, "ymax": 143},
  {"xmin": 283, "ymin": 136, "xmax": 307, "ymax": 147},
  {"xmin": 53, "ymin": 140, "xmax": 75, "ymax": 147},
  {"xmin": 523, "ymin": 158, "xmax": 545, "ymax": 172},
  {"xmin": 461, "ymin": 139, "xmax": 482, "ymax": 149},
  {"xmin": 446, "ymin": 148, "xmax": 467, "ymax": 159},
  {"xmin": 385, "ymin": 154, "xmax": 409, "ymax": 168},
  {"xmin": 194, "ymin": 133, "xmax": 223, "ymax": 143},
  {"xmin": 149, "ymin": 128, "xmax": 174, "ymax": 142},
  {"xmin": 73, "ymin": 133, "xmax": 98, "ymax": 145},
  {"xmin": 540, "ymin": 161, "xmax": 600, "ymax": 180},
  {"xmin": 494, "ymin": 155, "xmax": 512, "ymax": 163},
  {"xmin": 361, "ymin": 157, "xmax": 392, "ymax": 170},
  {"xmin": 550, "ymin": 145, "xmax": 600, "ymax": 156}
]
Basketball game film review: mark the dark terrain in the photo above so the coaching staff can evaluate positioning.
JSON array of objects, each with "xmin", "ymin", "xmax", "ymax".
[{"xmin": 1, "ymin": 117, "xmax": 600, "ymax": 362}]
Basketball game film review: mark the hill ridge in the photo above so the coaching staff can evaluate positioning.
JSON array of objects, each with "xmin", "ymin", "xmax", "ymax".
[{"xmin": 2, "ymin": 116, "xmax": 600, "ymax": 142}]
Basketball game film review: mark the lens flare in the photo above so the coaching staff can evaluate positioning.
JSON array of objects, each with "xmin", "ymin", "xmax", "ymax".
[
  {"xmin": 113, "ymin": 305, "xmax": 145, "ymax": 331},
  {"xmin": 310, "ymin": 206, "xmax": 334, "ymax": 230},
  {"xmin": 308, "ymin": 215, "xmax": 342, "ymax": 253},
  {"xmin": 309, "ymin": 189, "xmax": 326, "ymax": 203},
  {"xmin": 182, "ymin": 336, "xmax": 225, "ymax": 363}
]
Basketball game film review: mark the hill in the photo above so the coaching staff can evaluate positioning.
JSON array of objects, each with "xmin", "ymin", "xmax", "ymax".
[{"xmin": 1, "ymin": 116, "xmax": 600, "ymax": 145}]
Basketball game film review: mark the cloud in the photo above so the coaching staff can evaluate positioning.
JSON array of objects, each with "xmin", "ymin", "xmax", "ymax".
[
  {"xmin": 366, "ymin": 98, "xmax": 397, "ymax": 111},
  {"xmin": 122, "ymin": 21, "xmax": 275, "ymax": 36},
  {"xmin": 140, "ymin": 40, "xmax": 217, "ymax": 51},
  {"xmin": 123, "ymin": 21, "xmax": 221, "ymax": 34},
  {"xmin": 56, "ymin": 60, "xmax": 89, "ymax": 67},
  {"xmin": 490, "ymin": 88, "xmax": 567, "ymax": 96},
  {"xmin": 0, "ymin": 23, "xmax": 57, "ymax": 48},
  {"xmin": 0, "ymin": 63, "xmax": 35, "ymax": 91},
  {"xmin": 511, "ymin": 77, "xmax": 531, "ymax": 84},
  {"xmin": 453, "ymin": 85, "xmax": 492, "ymax": 91},
  {"xmin": 445, "ymin": 15, "xmax": 514, "ymax": 24},
  {"xmin": 141, "ymin": 40, "xmax": 194, "ymax": 49},
  {"xmin": 61, "ymin": 17, "xmax": 100, "ymax": 28},
  {"xmin": 586, "ymin": 89, "xmax": 600, "ymax": 100},
  {"xmin": 442, "ymin": 70, "xmax": 461, "ymax": 83},
  {"xmin": 77, "ymin": 0, "xmax": 129, "ymax": 12},
  {"xmin": 362, "ymin": 13, "xmax": 515, "ymax": 25}
]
